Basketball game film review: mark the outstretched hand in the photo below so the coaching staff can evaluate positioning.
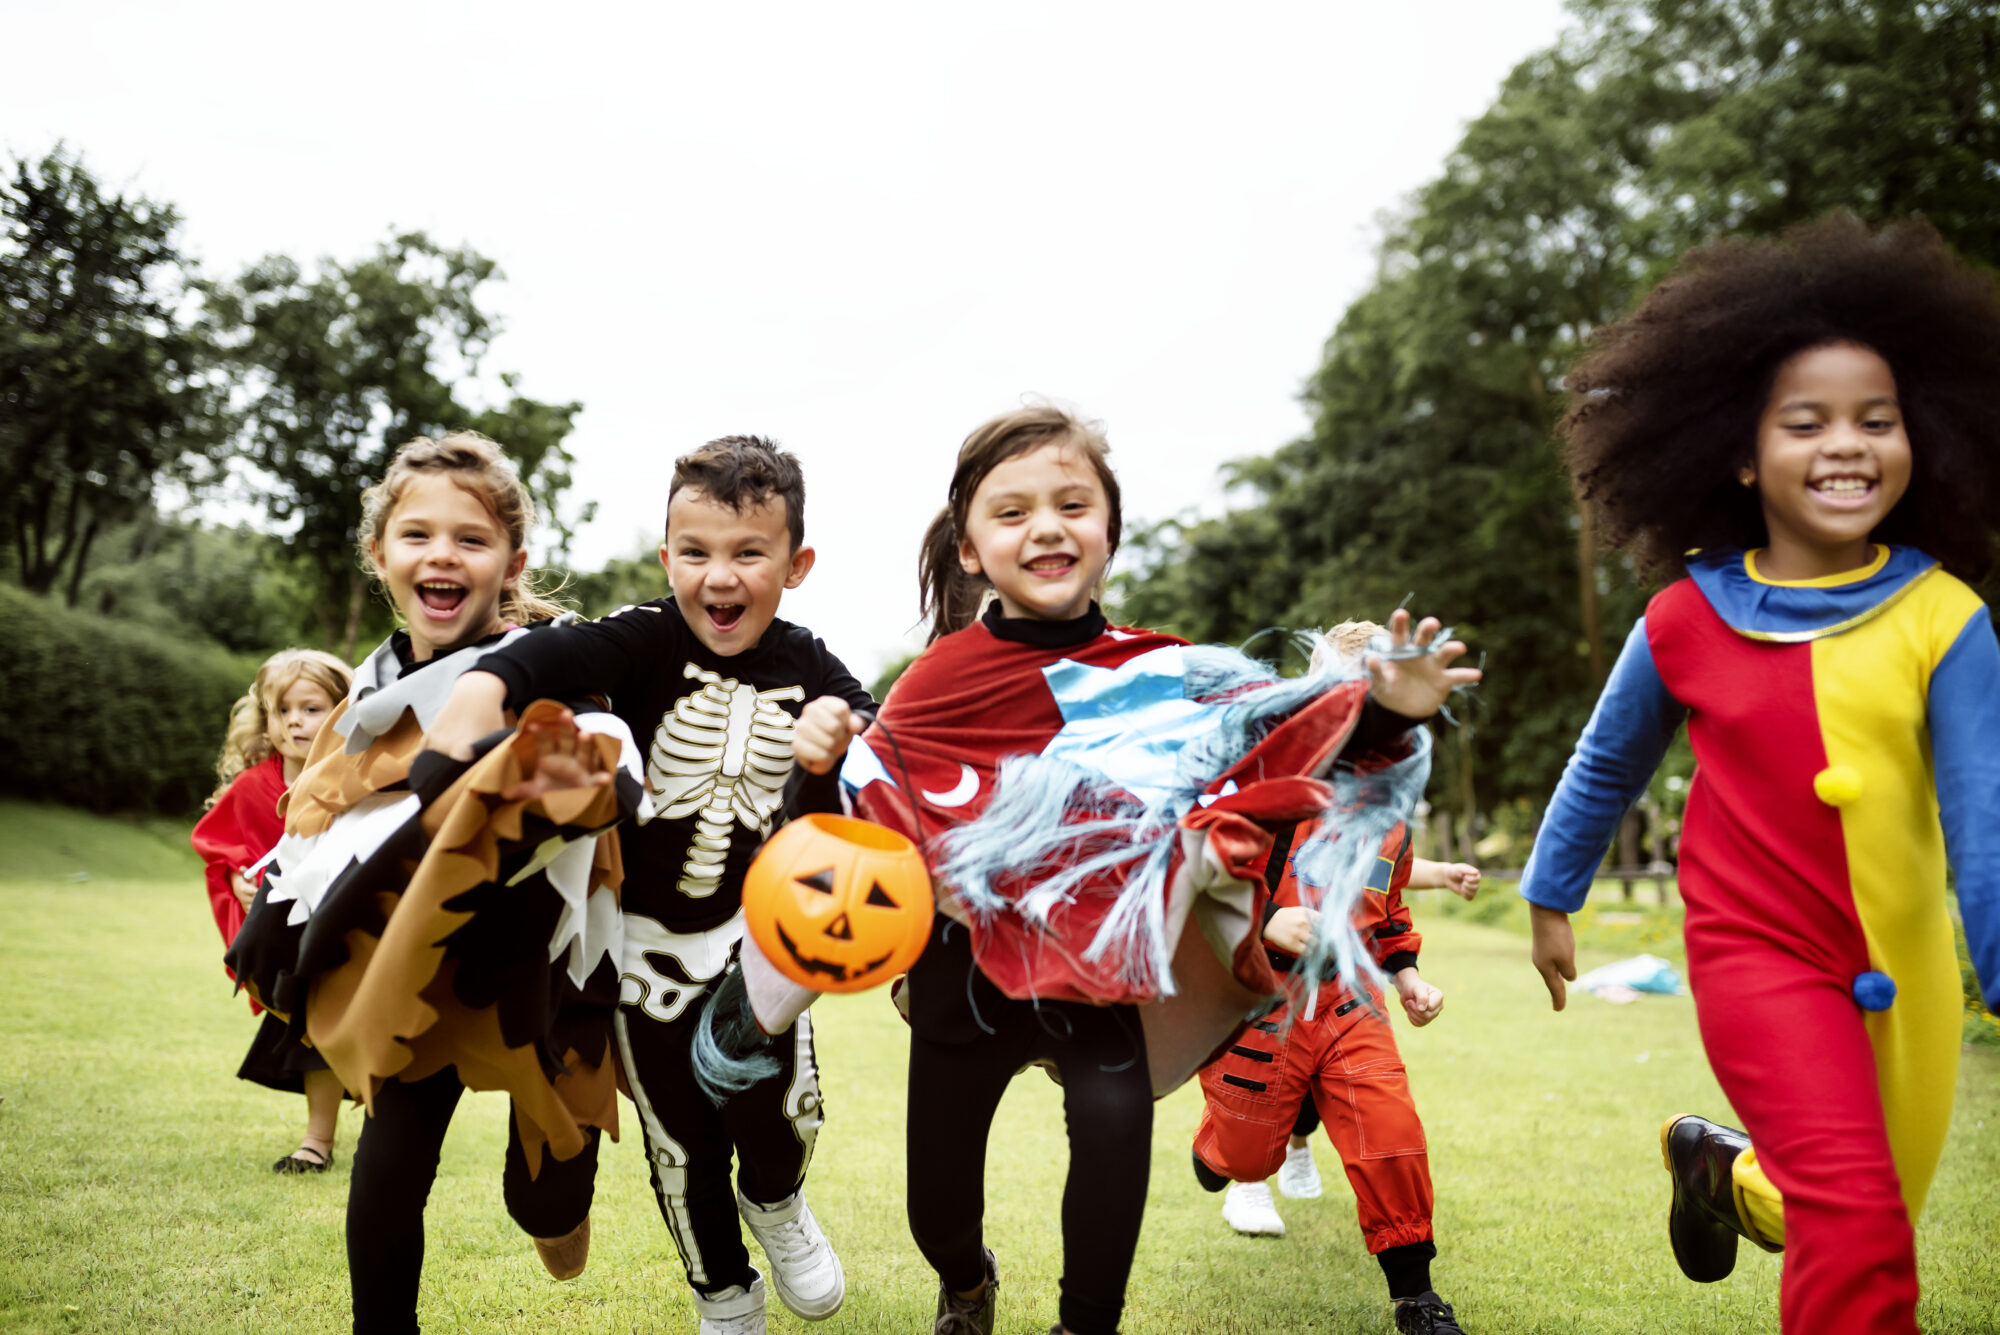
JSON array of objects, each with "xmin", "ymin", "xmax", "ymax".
[
  {"xmin": 1365, "ymin": 609, "xmax": 1481, "ymax": 719},
  {"xmin": 502, "ymin": 708, "xmax": 612, "ymax": 804}
]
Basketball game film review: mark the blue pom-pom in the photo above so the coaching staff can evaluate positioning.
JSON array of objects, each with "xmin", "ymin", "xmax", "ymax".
[{"xmin": 1852, "ymin": 970, "xmax": 1897, "ymax": 1012}]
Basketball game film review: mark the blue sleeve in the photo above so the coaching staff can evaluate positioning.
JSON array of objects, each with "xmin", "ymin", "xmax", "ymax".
[
  {"xmin": 1929, "ymin": 606, "xmax": 2000, "ymax": 1010},
  {"xmin": 1520, "ymin": 617, "xmax": 1687, "ymax": 913}
]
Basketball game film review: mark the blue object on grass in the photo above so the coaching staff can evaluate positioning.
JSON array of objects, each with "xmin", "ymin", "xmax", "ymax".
[{"xmin": 1572, "ymin": 953, "xmax": 1683, "ymax": 998}]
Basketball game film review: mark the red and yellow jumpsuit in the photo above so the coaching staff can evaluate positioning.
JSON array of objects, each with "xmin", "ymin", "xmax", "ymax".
[{"xmin": 1523, "ymin": 545, "xmax": 2000, "ymax": 1333}]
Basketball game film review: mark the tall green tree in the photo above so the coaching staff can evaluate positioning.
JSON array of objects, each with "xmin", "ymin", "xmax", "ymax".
[
  {"xmin": 0, "ymin": 148, "xmax": 219, "ymax": 605},
  {"xmin": 1116, "ymin": 0, "xmax": 2000, "ymax": 834},
  {"xmin": 205, "ymin": 234, "xmax": 586, "ymax": 657}
]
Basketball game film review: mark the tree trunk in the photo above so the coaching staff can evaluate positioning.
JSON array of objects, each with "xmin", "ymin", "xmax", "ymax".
[
  {"xmin": 62, "ymin": 516, "xmax": 100, "ymax": 608},
  {"xmin": 1618, "ymin": 809, "xmax": 1642, "ymax": 902},
  {"xmin": 1456, "ymin": 726, "xmax": 1477, "ymax": 863},
  {"xmin": 1577, "ymin": 494, "xmax": 1606, "ymax": 685},
  {"xmin": 339, "ymin": 571, "xmax": 368, "ymax": 662},
  {"xmin": 1434, "ymin": 809, "xmax": 1454, "ymax": 866}
]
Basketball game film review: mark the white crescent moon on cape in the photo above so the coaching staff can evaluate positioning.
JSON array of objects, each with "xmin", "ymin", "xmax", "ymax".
[{"xmin": 921, "ymin": 764, "xmax": 980, "ymax": 808}]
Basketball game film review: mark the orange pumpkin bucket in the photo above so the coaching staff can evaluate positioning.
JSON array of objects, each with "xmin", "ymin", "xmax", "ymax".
[{"xmin": 743, "ymin": 812, "xmax": 934, "ymax": 994}]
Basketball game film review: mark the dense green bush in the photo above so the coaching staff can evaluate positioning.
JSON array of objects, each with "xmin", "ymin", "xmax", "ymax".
[{"xmin": 0, "ymin": 584, "xmax": 261, "ymax": 814}]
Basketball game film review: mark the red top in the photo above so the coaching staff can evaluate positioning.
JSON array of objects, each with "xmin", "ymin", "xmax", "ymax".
[
  {"xmin": 1270, "ymin": 820, "xmax": 1420, "ymax": 972},
  {"xmin": 191, "ymin": 753, "xmax": 287, "ymax": 1010}
]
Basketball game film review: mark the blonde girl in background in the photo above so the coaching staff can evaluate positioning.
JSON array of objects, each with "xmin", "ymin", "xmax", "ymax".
[{"xmin": 191, "ymin": 647, "xmax": 354, "ymax": 1172}]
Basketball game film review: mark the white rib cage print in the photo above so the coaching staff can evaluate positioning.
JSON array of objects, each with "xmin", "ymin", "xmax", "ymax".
[{"xmin": 640, "ymin": 663, "xmax": 804, "ymax": 897}]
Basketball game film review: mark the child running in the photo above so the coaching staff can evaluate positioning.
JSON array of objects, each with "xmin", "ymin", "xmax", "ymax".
[
  {"xmin": 1226, "ymin": 827, "xmax": 1478, "ymax": 1225},
  {"xmin": 193, "ymin": 647, "xmax": 353, "ymax": 1172},
  {"xmin": 226, "ymin": 431, "xmax": 637, "ymax": 1335},
  {"xmin": 1521, "ymin": 216, "xmax": 2000, "ymax": 1334},
  {"xmin": 1193, "ymin": 622, "xmax": 1475, "ymax": 1335},
  {"xmin": 428, "ymin": 435, "xmax": 871, "ymax": 1335},
  {"xmin": 810, "ymin": 404, "xmax": 1478, "ymax": 1335}
]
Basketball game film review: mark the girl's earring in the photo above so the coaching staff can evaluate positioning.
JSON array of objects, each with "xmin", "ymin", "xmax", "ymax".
[{"xmin": 1738, "ymin": 468, "xmax": 1756, "ymax": 487}]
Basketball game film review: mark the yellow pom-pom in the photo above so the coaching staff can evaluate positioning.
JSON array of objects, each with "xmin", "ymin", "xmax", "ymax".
[{"xmin": 1814, "ymin": 764, "xmax": 1864, "ymax": 807}]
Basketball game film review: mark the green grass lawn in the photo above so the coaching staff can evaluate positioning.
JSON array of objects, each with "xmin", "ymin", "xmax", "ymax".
[{"xmin": 1, "ymin": 799, "xmax": 1995, "ymax": 1334}]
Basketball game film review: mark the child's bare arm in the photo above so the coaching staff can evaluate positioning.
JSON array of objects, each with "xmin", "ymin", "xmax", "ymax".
[
  {"xmin": 1408, "ymin": 857, "xmax": 1481, "ymax": 900},
  {"xmin": 229, "ymin": 870, "xmax": 257, "ymax": 910},
  {"xmin": 425, "ymin": 671, "xmax": 511, "ymax": 760}
]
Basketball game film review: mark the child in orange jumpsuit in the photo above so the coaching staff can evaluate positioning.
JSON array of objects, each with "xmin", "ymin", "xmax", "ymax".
[{"xmin": 1191, "ymin": 625, "xmax": 1470, "ymax": 1335}]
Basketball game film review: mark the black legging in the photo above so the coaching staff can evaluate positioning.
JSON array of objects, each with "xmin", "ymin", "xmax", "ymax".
[
  {"xmin": 346, "ymin": 1066, "xmax": 600, "ymax": 1335},
  {"xmin": 906, "ymin": 998, "xmax": 1153, "ymax": 1335}
]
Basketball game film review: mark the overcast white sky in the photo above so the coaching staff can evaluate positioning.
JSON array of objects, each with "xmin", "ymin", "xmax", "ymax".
[{"xmin": 7, "ymin": 0, "xmax": 1569, "ymax": 677}]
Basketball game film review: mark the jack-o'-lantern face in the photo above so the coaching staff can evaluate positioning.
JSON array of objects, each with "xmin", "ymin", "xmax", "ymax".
[{"xmin": 743, "ymin": 813, "xmax": 934, "ymax": 994}]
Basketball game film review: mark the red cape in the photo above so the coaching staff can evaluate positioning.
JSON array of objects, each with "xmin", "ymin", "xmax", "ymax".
[{"xmin": 191, "ymin": 753, "xmax": 287, "ymax": 1011}]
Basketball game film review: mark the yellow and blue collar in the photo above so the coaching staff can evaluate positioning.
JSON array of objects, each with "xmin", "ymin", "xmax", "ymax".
[{"xmin": 1688, "ymin": 545, "xmax": 1938, "ymax": 642}]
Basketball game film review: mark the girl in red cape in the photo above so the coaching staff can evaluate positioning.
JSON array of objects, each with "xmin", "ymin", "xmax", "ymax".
[
  {"xmin": 793, "ymin": 404, "xmax": 1478, "ymax": 1335},
  {"xmin": 192, "ymin": 646, "xmax": 353, "ymax": 1170}
]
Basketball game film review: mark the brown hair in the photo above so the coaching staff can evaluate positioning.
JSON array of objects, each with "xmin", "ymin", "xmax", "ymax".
[
  {"xmin": 208, "ymin": 648, "xmax": 355, "ymax": 806},
  {"xmin": 668, "ymin": 435, "xmax": 806, "ymax": 552},
  {"xmin": 919, "ymin": 404, "xmax": 1123, "ymax": 643},
  {"xmin": 357, "ymin": 431, "xmax": 567, "ymax": 626}
]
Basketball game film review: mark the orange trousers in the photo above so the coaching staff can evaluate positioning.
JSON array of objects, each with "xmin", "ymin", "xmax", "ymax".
[{"xmin": 1192, "ymin": 983, "xmax": 1433, "ymax": 1253}]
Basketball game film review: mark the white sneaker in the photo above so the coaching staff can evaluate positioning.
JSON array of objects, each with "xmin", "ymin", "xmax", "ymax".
[
  {"xmin": 693, "ymin": 1272, "xmax": 767, "ymax": 1335},
  {"xmin": 1277, "ymin": 1142, "xmax": 1324, "ymax": 1199},
  {"xmin": 1221, "ymin": 1180, "xmax": 1286, "ymax": 1236},
  {"xmin": 737, "ymin": 1189, "xmax": 846, "ymax": 1319}
]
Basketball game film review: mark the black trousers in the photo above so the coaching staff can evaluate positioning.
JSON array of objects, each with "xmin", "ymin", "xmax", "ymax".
[
  {"xmin": 346, "ymin": 1066, "xmax": 600, "ymax": 1335},
  {"xmin": 616, "ymin": 974, "xmax": 824, "ymax": 1296},
  {"xmin": 906, "ymin": 997, "xmax": 1153, "ymax": 1335}
]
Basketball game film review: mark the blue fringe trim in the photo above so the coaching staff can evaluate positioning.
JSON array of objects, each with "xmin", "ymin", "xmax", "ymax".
[
  {"xmin": 1284, "ymin": 726, "xmax": 1433, "ymax": 1006},
  {"xmin": 936, "ymin": 640, "xmax": 1429, "ymax": 1002},
  {"xmin": 690, "ymin": 965, "xmax": 780, "ymax": 1106}
]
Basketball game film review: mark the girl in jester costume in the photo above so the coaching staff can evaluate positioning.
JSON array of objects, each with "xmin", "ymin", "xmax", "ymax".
[{"xmin": 1521, "ymin": 216, "xmax": 2000, "ymax": 1334}]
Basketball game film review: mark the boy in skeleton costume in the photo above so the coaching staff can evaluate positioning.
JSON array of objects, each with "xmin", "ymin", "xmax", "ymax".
[{"xmin": 431, "ymin": 436, "xmax": 871, "ymax": 1335}]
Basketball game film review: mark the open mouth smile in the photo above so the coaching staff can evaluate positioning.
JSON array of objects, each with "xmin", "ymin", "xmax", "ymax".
[
  {"xmin": 1024, "ymin": 555, "xmax": 1078, "ymax": 578},
  {"xmin": 1809, "ymin": 475, "xmax": 1878, "ymax": 508},
  {"xmin": 416, "ymin": 581, "xmax": 468, "ymax": 618},
  {"xmin": 706, "ymin": 603, "xmax": 747, "ymax": 632}
]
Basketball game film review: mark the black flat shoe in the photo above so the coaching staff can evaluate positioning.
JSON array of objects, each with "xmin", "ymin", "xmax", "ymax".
[
  {"xmin": 1661, "ymin": 1114, "xmax": 1758, "ymax": 1282},
  {"xmin": 272, "ymin": 1144, "xmax": 331, "ymax": 1174},
  {"xmin": 1394, "ymin": 1291, "xmax": 1467, "ymax": 1334}
]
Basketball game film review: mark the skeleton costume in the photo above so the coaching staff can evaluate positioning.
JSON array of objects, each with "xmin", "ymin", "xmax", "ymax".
[
  {"xmin": 225, "ymin": 623, "xmax": 642, "ymax": 1335},
  {"xmin": 477, "ymin": 597, "xmax": 872, "ymax": 1300}
]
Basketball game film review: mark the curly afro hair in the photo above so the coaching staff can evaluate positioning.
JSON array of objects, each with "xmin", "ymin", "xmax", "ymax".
[{"xmin": 1560, "ymin": 214, "xmax": 2000, "ymax": 582}]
